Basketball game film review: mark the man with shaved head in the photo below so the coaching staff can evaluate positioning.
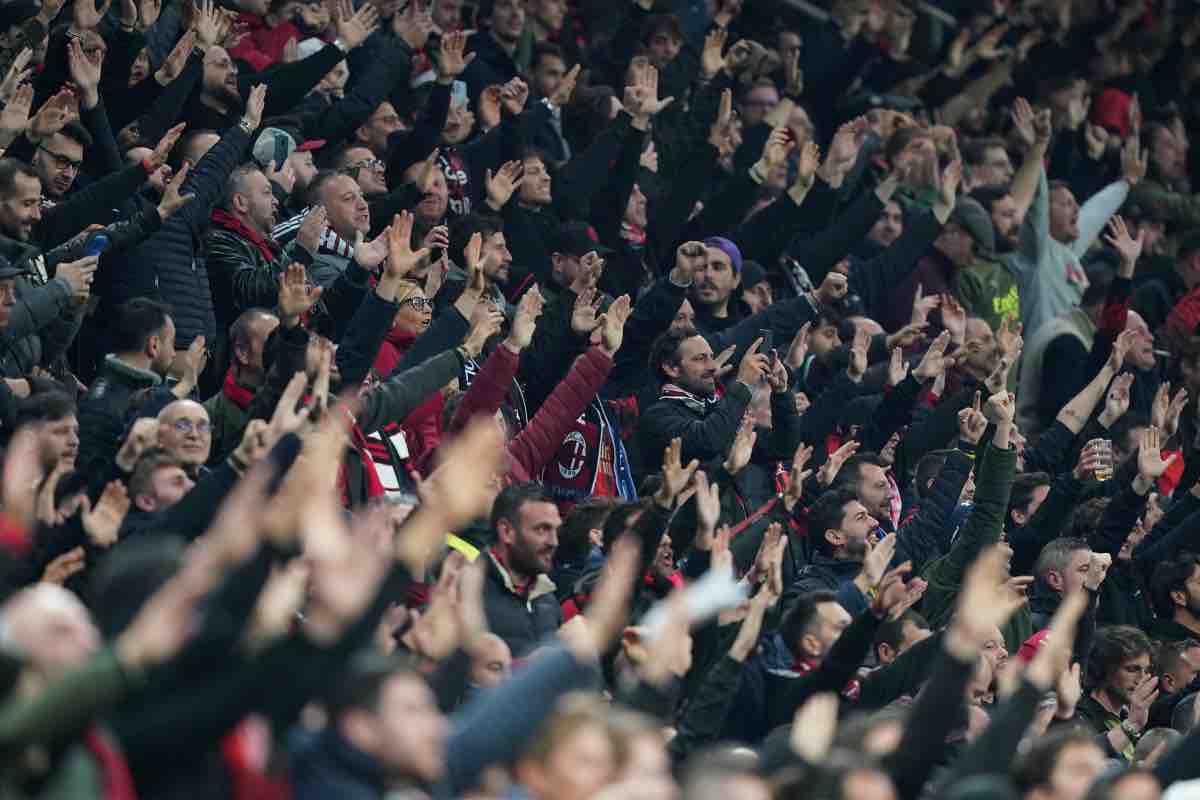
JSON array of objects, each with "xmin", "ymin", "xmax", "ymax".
[{"xmin": 157, "ymin": 399, "xmax": 212, "ymax": 475}]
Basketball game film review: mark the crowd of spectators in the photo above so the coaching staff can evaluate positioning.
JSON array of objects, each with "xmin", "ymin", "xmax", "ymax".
[{"xmin": 4, "ymin": 0, "xmax": 1200, "ymax": 798}]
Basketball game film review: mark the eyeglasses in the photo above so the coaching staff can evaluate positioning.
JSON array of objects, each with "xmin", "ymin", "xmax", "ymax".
[
  {"xmin": 401, "ymin": 297, "xmax": 433, "ymax": 311},
  {"xmin": 38, "ymin": 146, "xmax": 82, "ymax": 172},
  {"xmin": 170, "ymin": 419, "xmax": 212, "ymax": 435},
  {"xmin": 343, "ymin": 158, "xmax": 385, "ymax": 177}
]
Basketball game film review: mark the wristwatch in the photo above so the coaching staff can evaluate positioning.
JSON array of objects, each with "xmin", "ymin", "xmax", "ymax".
[{"xmin": 1120, "ymin": 719, "xmax": 1143, "ymax": 742}]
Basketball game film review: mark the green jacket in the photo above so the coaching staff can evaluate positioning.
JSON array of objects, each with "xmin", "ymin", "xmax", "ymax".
[
  {"xmin": 919, "ymin": 442, "xmax": 1033, "ymax": 653},
  {"xmin": 203, "ymin": 386, "xmax": 251, "ymax": 466},
  {"xmin": 954, "ymin": 258, "xmax": 1020, "ymax": 331}
]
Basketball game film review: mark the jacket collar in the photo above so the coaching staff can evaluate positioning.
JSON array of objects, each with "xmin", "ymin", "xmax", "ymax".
[
  {"xmin": 486, "ymin": 549, "xmax": 556, "ymax": 601},
  {"xmin": 101, "ymin": 354, "xmax": 162, "ymax": 389}
]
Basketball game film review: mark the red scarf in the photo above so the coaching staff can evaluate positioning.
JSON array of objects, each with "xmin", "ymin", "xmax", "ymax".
[
  {"xmin": 211, "ymin": 209, "xmax": 278, "ymax": 264},
  {"xmin": 372, "ymin": 326, "xmax": 416, "ymax": 378},
  {"xmin": 222, "ymin": 368, "xmax": 255, "ymax": 411},
  {"xmin": 84, "ymin": 728, "xmax": 138, "ymax": 800},
  {"xmin": 341, "ymin": 424, "xmax": 386, "ymax": 505}
]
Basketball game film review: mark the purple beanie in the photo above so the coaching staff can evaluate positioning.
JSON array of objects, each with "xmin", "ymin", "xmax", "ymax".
[{"xmin": 703, "ymin": 236, "xmax": 743, "ymax": 273}]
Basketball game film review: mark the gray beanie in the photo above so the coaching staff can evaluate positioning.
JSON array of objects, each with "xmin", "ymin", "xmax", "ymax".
[{"xmin": 949, "ymin": 197, "xmax": 996, "ymax": 258}]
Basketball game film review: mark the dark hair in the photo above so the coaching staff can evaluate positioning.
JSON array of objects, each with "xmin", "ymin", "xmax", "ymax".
[
  {"xmin": 0, "ymin": 157, "xmax": 40, "ymax": 197},
  {"xmin": 961, "ymin": 137, "xmax": 1008, "ymax": 166},
  {"xmin": 532, "ymin": 41, "xmax": 565, "ymax": 69},
  {"xmin": 112, "ymin": 297, "xmax": 171, "ymax": 354},
  {"xmin": 1151, "ymin": 556, "xmax": 1200, "ymax": 619},
  {"xmin": 449, "ymin": 213, "xmax": 503, "ymax": 267},
  {"xmin": 15, "ymin": 391, "xmax": 76, "ymax": 428},
  {"xmin": 601, "ymin": 499, "xmax": 651, "ymax": 553},
  {"xmin": 1008, "ymin": 471, "xmax": 1051, "ymax": 528},
  {"xmin": 556, "ymin": 498, "xmax": 615, "ymax": 566},
  {"xmin": 872, "ymin": 610, "xmax": 929, "ymax": 659},
  {"xmin": 648, "ymin": 327, "xmax": 699, "ymax": 382},
  {"xmin": 1013, "ymin": 727, "xmax": 1102, "ymax": 795},
  {"xmin": 1157, "ymin": 638, "xmax": 1200, "ymax": 678},
  {"xmin": 490, "ymin": 481, "xmax": 553, "ymax": 533},
  {"xmin": 58, "ymin": 121, "xmax": 94, "ymax": 151},
  {"xmin": 830, "ymin": 452, "xmax": 885, "ymax": 494},
  {"xmin": 324, "ymin": 651, "xmax": 423, "ymax": 719},
  {"xmin": 913, "ymin": 450, "xmax": 951, "ymax": 499},
  {"xmin": 88, "ymin": 534, "xmax": 186, "ymax": 637},
  {"xmin": 1065, "ymin": 496, "xmax": 1110, "ymax": 543},
  {"xmin": 780, "ymin": 590, "xmax": 838, "ymax": 657},
  {"xmin": 970, "ymin": 185, "xmax": 1011, "ymax": 213},
  {"xmin": 1086, "ymin": 625, "xmax": 1153, "ymax": 690},
  {"xmin": 808, "ymin": 488, "xmax": 858, "ymax": 555},
  {"xmin": 1178, "ymin": 229, "xmax": 1200, "ymax": 261},
  {"xmin": 639, "ymin": 12, "xmax": 682, "ymax": 45}
]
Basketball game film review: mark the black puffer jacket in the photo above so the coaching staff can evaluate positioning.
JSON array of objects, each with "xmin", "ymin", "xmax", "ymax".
[
  {"xmin": 76, "ymin": 356, "xmax": 162, "ymax": 483},
  {"xmin": 481, "ymin": 550, "xmax": 562, "ymax": 660},
  {"xmin": 120, "ymin": 125, "xmax": 252, "ymax": 347}
]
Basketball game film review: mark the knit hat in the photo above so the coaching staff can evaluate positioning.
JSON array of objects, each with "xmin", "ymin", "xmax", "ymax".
[
  {"xmin": 703, "ymin": 237, "xmax": 743, "ymax": 273},
  {"xmin": 252, "ymin": 127, "xmax": 296, "ymax": 169},
  {"xmin": 1091, "ymin": 88, "xmax": 1134, "ymax": 138},
  {"xmin": 949, "ymin": 197, "xmax": 996, "ymax": 258},
  {"xmin": 741, "ymin": 259, "xmax": 768, "ymax": 289}
]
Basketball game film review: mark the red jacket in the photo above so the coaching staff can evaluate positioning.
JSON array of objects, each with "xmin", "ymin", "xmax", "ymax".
[
  {"xmin": 228, "ymin": 12, "xmax": 305, "ymax": 72},
  {"xmin": 371, "ymin": 327, "xmax": 443, "ymax": 465},
  {"xmin": 445, "ymin": 344, "xmax": 613, "ymax": 482}
]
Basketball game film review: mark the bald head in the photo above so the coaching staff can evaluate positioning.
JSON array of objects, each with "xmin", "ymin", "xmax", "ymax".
[
  {"xmin": 157, "ymin": 400, "xmax": 211, "ymax": 467},
  {"xmin": 2, "ymin": 584, "xmax": 99, "ymax": 676},
  {"xmin": 468, "ymin": 632, "xmax": 512, "ymax": 688}
]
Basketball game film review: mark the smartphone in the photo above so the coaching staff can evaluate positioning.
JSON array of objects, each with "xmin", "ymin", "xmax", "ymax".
[
  {"xmin": 758, "ymin": 328, "xmax": 773, "ymax": 353},
  {"xmin": 451, "ymin": 80, "xmax": 468, "ymax": 108},
  {"xmin": 83, "ymin": 233, "xmax": 110, "ymax": 258}
]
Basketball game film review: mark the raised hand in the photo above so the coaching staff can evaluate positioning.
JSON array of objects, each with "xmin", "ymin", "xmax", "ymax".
[
  {"xmin": 146, "ymin": 122, "xmax": 187, "ymax": 170},
  {"xmin": 353, "ymin": 226, "xmax": 391, "ymax": 270},
  {"xmin": 570, "ymin": 286, "xmax": 602, "ymax": 336},
  {"xmin": 1103, "ymin": 215, "xmax": 1144, "ymax": 277},
  {"xmin": 74, "ymin": 0, "xmax": 111, "ymax": 31},
  {"xmin": 499, "ymin": 286, "xmax": 542, "ymax": 352},
  {"xmin": 986, "ymin": 389, "xmax": 1016, "ymax": 424},
  {"xmin": 0, "ymin": 48, "xmax": 31, "ymax": 106},
  {"xmin": 277, "ymin": 262, "xmax": 320, "ymax": 321},
  {"xmin": 156, "ymin": 30, "xmax": 195, "ymax": 86},
  {"xmin": 940, "ymin": 293, "xmax": 966, "ymax": 343},
  {"xmin": 241, "ymin": 84, "xmax": 267, "ymax": 132},
  {"xmin": 437, "ymin": 29, "xmax": 474, "ymax": 81},
  {"xmin": 384, "ymin": 210, "xmax": 430, "ymax": 279},
  {"xmin": 1104, "ymin": 371, "xmax": 1134, "ymax": 422},
  {"xmin": 193, "ymin": 0, "xmax": 224, "ymax": 49},
  {"xmin": 1011, "ymin": 97, "xmax": 1036, "ymax": 150},
  {"xmin": 911, "ymin": 283, "xmax": 941, "ymax": 326},
  {"xmin": 29, "ymin": 89, "xmax": 74, "ymax": 142},
  {"xmin": 701, "ymin": 26, "xmax": 727, "ymax": 80},
  {"xmin": 656, "ymin": 437, "xmax": 699, "ymax": 509},
  {"xmin": 847, "ymin": 325, "xmax": 869, "ymax": 382},
  {"xmin": 736, "ymin": 337, "xmax": 770, "ymax": 386},
  {"xmin": 0, "ymin": 83, "xmax": 34, "ymax": 146},
  {"xmin": 67, "ymin": 38, "xmax": 102, "ymax": 109},
  {"xmin": 815, "ymin": 271, "xmax": 848, "ymax": 305},
  {"xmin": 392, "ymin": 0, "xmax": 433, "ymax": 50},
  {"xmin": 887, "ymin": 347, "xmax": 909, "ymax": 387},
  {"xmin": 723, "ymin": 412, "xmax": 757, "ymax": 475},
  {"xmin": 484, "ymin": 160, "xmax": 523, "ymax": 210},
  {"xmin": 858, "ymin": 532, "xmax": 897, "ymax": 591},
  {"xmin": 1137, "ymin": 426, "xmax": 1177, "ymax": 480},
  {"xmin": 623, "ymin": 63, "xmax": 674, "ymax": 120},
  {"xmin": 913, "ymin": 330, "xmax": 954, "ymax": 381},
  {"xmin": 762, "ymin": 125, "xmax": 795, "ymax": 168},
  {"xmin": 115, "ymin": 417, "xmax": 159, "ymax": 472},
  {"xmin": 949, "ymin": 544, "xmax": 1026, "ymax": 650},
  {"xmin": 499, "ymin": 77, "xmax": 529, "ymax": 115},
  {"xmin": 958, "ymin": 391, "xmax": 988, "ymax": 444},
  {"xmin": 872, "ymin": 562, "xmax": 927, "ymax": 620},
  {"xmin": 707, "ymin": 88, "xmax": 735, "ymax": 154},
  {"xmin": 597, "ymin": 293, "xmax": 632, "ymax": 356},
  {"xmin": 156, "ymin": 162, "xmax": 194, "ymax": 220},
  {"xmin": 785, "ymin": 321, "xmax": 811, "ymax": 371},
  {"xmin": 782, "ymin": 442, "xmax": 813, "ymax": 511},
  {"xmin": 817, "ymin": 439, "xmax": 858, "ymax": 487},
  {"xmin": 334, "ymin": 0, "xmax": 381, "ymax": 49},
  {"xmin": 550, "ymin": 64, "xmax": 581, "ymax": 107},
  {"xmin": 1122, "ymin": 130, "xmax": 1148, "ymax": 186},
  {"xmin": 692, "ymin": 470, "xmax": 721, "ymax": 543}
]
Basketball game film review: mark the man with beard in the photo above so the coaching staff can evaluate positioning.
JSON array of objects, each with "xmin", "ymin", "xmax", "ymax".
[
  {"xmin": 251, "ymin": 127, "xmax": 325, "ymax": 219},
  {"xmin": 1150, "ymin": 556, "xmax": 1200, "ymax": 642},
  {"xmin": 865, "ymin": 200, "xmax": 903, "ymax": 250},
  {"xmin": 29, "ymin": 123, "xmax": 90, "ymax": 207},
  {"xmin": 182, "ymin": 1, "xmax": 380, "ymax": 132},
  {"xmin": 972, "ymin": 186, "xmax": 1023, "ymax": 255},
  {"xmin": 14, "ymin": 390, "xmax": 79, "ymax": 471},
  {"xmin": 1073, "ymin": 625, "xmax": 1158, "ymax": 762},
  {"xmin": 483, "ymin": 482, "xmax": 563, "ymax": 658},
  {"xmin": 206, "ymin": 164, "xmax": 324, "ymax": 331}
]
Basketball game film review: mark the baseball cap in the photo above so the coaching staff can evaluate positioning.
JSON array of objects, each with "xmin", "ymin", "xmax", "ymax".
[
  {"xmin": 252, "ymin": 127, "xmax": 297, "ymax": 169},
  {"xmin": 552, "ymin": 222, "xmax": 613, "ymax": 258}
]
